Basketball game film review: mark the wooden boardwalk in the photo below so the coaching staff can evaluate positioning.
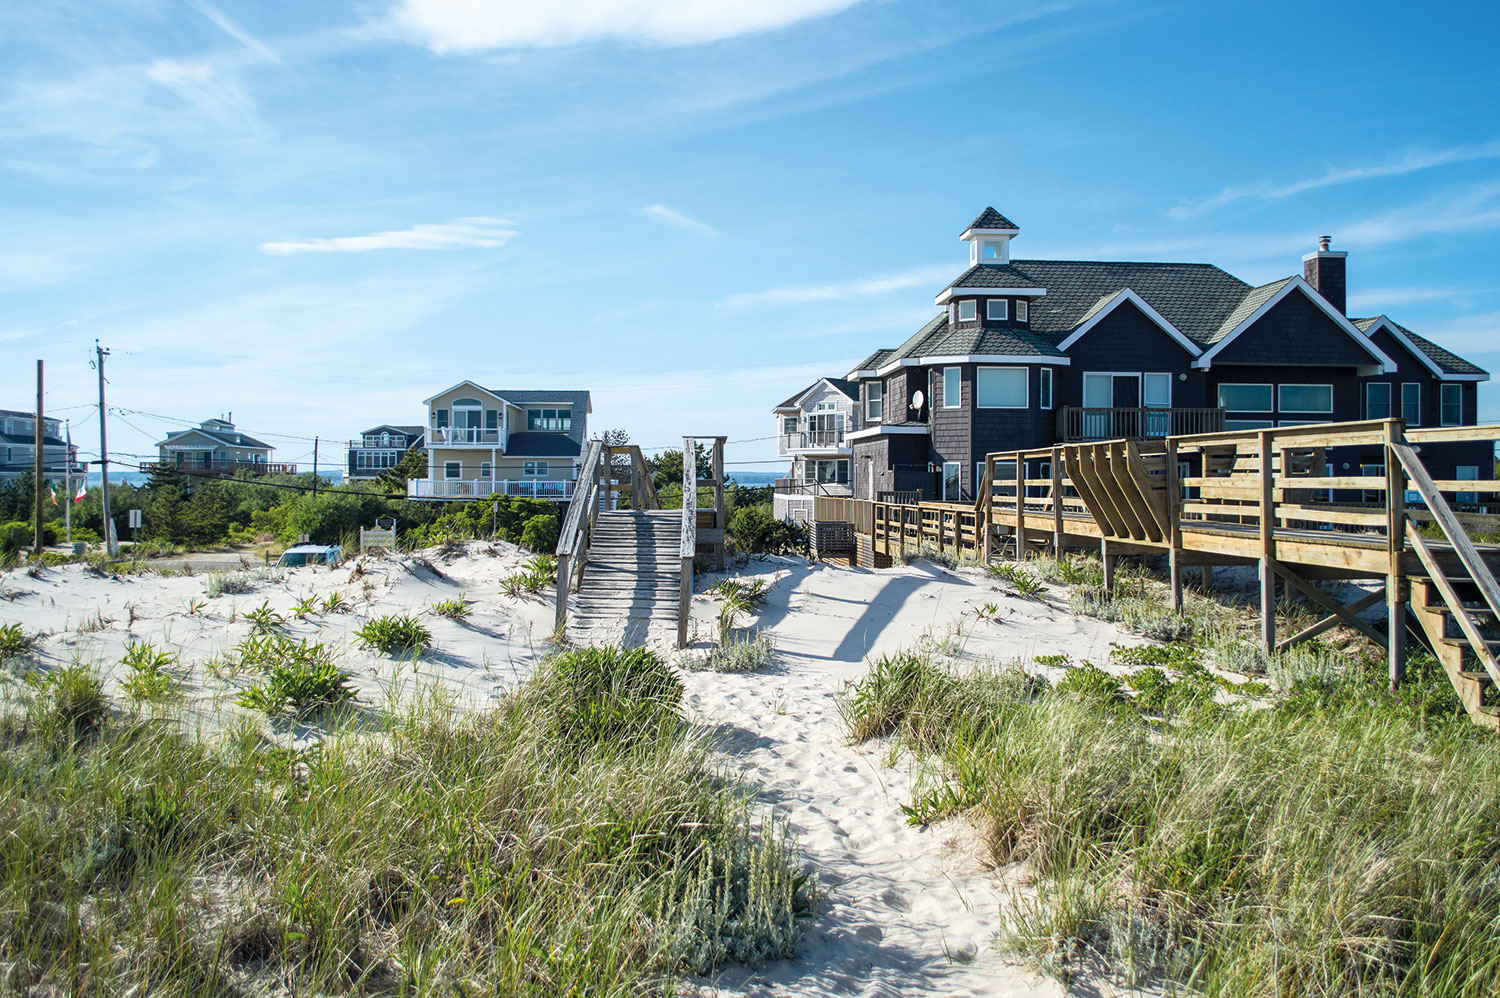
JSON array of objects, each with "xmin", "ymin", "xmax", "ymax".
[{"xmin": 816, "ymin": 419, "xmax": 1500, "ymax": 730}]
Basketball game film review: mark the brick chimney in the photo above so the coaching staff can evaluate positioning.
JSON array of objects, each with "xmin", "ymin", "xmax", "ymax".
[{"xmin": 1303, "ymin": 235, "xmax": 1347, "ymax": 315}]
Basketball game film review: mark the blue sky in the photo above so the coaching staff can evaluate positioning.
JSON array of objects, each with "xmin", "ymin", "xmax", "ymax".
[{"xmin": 3, "ymin": 0, "xmax": 1499, "ymax": 476}]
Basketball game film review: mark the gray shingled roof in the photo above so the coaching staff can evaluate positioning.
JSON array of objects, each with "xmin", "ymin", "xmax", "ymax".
[
  {"xmin": 1012, "ymin": 260, "xmax": 1253, "ymax": 343},
  {"xmin": 901, "ymin": 317, "xmax": 1065, "ymax": 359},
  {"xmin": 504, "ymin": 433, "xmax": 582, "ymax": 458},
  {"xmin": 490, "ymin": 389, "xmax": 592, "ymax": 413},
  {"xmin": 161, "ymin": 425, "xmax": 273, "ymax": 451},
  {"xmin": 362, "ymin": 424, "xmax": 424, "ymax": 438},
  {"xmin": 1354, "ymin": 317, "xmax": 1488, "ymax": 375},
  {"xmin": 1203, "ymin": 276, "xmax": 1296, "ymax": 345},
  {"xmin": 944, "ymin": 264, "xmax": 1046, "ymax": 292},
  {"xmin": 964, "ymin": 207, "xmax": 1019, "ymax": 232},
  {"xmin": 849, "ymin": 348, "xmax": 895, "ymax": 375},
  {"xmin": 775, "ymin": 377, "xmax": 861, "ymax": 409}
]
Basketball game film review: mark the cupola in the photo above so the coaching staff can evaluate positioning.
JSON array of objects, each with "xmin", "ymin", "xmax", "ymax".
[{"xmin": 961, "ymin": 206, "xmax": 1020, "ymax": 266}]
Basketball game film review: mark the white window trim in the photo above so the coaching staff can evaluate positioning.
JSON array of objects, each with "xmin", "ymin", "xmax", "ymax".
[
  {"xmin": 1401, "ymin": 382, "xmax": 1421, "ymax": 426},
  {"xmin": 986, "ymin": 299, "xmax": 1008, "ymax": 321},
  {"xmin": 1016, "ymin": 299, "xmax": 1028, "ymax": 322},
  {"xmin": 1039, "ymin": 368, "xmax": 1054, "ymax": 410},
  {"xmin": 480, "ymin": 462, "xmax": 492, "ymax": 479},
  {"xmin": 1365, "ymin": 381, "xmax": 1393, "ymax": 420},
  {"xmin": 1216, "ymin": 382, "xmax": 1274, "ymax": 413},
  {"xmin": 956, "ymin": 300, "xmax": 977, "ymax": 322},
  {"xmin": 523, "ymin": 460, "xmax": 550, "ymax": 476},
  {"xmin": 1278, "ymin": 383, "xmax": 1334, "ymax": 414},
  {"xmin": 942, "ymin": 367, "xmax": 962, "ymax": 409},
  {"xmin": 866, "ymin": 382, "xmax": 884, "ymax": 423},
  {"xmin": 443, "ymin": 461, "xmax": 461, "ymax": 480},
  {"xmin": 1144, "ymin": 372, "xmax": 1173, "ymax": 408},
  {"xmin": 1441, "ymin": 383, "xmax": 1462, "ymax": 426},
  {"xmin": 975, "ymin": 366, "xmax": 1029, "ymax": 409}
]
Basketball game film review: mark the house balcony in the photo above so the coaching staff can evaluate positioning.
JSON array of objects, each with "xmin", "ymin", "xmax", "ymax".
[
  {"xmin": 407, "ymin": 478, "xmax": 574, "ymax": 501},
  {"xmin": 350, "ymin": 436, "xmax": 411, "ymax": 451},
  {"xmin": 778, "ymin": 429, "xmax": 851, "ymax": 455},
  {"xmin": 426, "ymin": 426, "xmax": 502, "ymax": 447},
  {"xmin": 140, "ymin": 459, "xmax": 297, "ymax": 476},
  {"xmin": 1058, "ymin": 406, "xmax": 1225, "ymax": 442},
  {"xmin": 772, "ymin": 477, "xmax": 853, "ymax": 497}
]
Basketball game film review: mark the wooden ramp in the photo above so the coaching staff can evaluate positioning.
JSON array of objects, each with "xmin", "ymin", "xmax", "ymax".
[{"xmin": 567, "ymin": 511, "xmax": 684, "ymax": 646}]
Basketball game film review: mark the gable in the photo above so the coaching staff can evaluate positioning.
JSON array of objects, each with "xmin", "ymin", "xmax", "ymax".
[
  {"xmin": 1365, "ymin": 325, "xmax": 1437, "ymax": 379},
  {"xmin": 1209, "ymin": 288, "xmax": 1386, "ymax": 368},
  {"xmin": 1058, "ymin": 293, "xmax": 1200, "ymax": 358}
]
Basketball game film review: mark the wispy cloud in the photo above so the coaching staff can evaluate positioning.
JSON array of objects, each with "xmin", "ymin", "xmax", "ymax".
[
  {"xmin": 720, "ymin": 264, "xmax": 950, "ymax": 308},
  {"xmin": 1346, "ymin": 286, "xmax": 1475, "ymax": 312},
  {"xmin": 259, "ymin": 217, "xmax": 518, "ymax": 255},
  {"xmin": 193, "ymin": 1, "xmax": 280, "ymax": 63},
  {"xmin": 642, "ymin": 204, "xmax": 716, "ymax": 235},
  {"xmin": 386, "ymin": 0, "xmax": 864, "ymax": 52},
  {"xmin": 145, "ymin": 58, "xmax": 258, "ymax": 126},
  {"xmin": 1405, "ymin": 310, "xmax": 1500, "ymax": 358},
  {"xmin": 1169, "ymin": 141, "xmax": 1500, "ymax": 219}
]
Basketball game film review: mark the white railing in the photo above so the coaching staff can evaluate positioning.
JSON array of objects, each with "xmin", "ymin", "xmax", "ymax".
[
  {"xmin": 407, "ymin": 478, "xmax": 574, "ymax": 500},
  {"xmin": 427, "ymin": 426, "xmax": 502, "ymax": 446},
  {"xmin": 778, "ymin": 429, "xmax": 849, "ymax": 454}
]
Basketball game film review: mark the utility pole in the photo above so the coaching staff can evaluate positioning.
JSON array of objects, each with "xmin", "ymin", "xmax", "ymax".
[
  {"xmin": 64, "ymin": 421, "xmax": 72, "ymax": 545},
  {"xmin": 312, "ymin": 436, "xmax": 319, "ymax": 497},
  {"xmin": 33, "ymin": 360, "xmax": 44, "ymax": 556},
  {"xmin": 95, "ymin": 341, "xmax": 116, "ymax": 557}
]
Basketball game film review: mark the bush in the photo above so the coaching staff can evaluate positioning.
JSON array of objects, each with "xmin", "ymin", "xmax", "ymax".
[
  {"xmin": 236, "ymin": 653, "xmax": 356, "ymax": 716},
  {"xmin": 205, "ymin": 571, "xmax": 255, "ymax": 598},
  {"xmin": 0, "ymin": 520, "xmax": 57, "ymax": 556},
  {"xmin": 536, "ymin": 645, "xmax": 683, "ymax": 749},
  {"xmin": 727, "ymin": 505, "xmax": 805, "ymax": 555},
  {"xmin": 520, "ymin": 514, "xmax": 559, "ymax": 552},
  {"xmin": 355, "ymin": 615, "xmax": 432, "ymax": 655}
]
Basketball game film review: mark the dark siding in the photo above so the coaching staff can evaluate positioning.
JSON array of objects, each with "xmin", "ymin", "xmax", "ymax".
[
  {"xmin": 1058, "ymin": 301, "xmax": 1205, "ymax": 408},
  {"xmin": 852, "ymin": 433, "xmax": 933, "ymax": 500},
  {"xmin": 1213, "ymin": 290, "xmax": 1380, "ymax": 367}
]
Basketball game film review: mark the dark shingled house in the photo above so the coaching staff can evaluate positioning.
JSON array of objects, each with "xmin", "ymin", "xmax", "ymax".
[{"xmin": 836, "ymin": 209, "xmax": 1489, "ymax": 502}]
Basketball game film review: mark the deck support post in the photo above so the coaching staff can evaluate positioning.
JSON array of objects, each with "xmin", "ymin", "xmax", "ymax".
[
  {"xmin": 677, "ymin": 555, "xmax": 692, "ymax": 649},
  {"xmin": 1015, "ymin": 458, "xmax": 1026, "ymax": 559},
  {"xmin": 1165, "ymin": 437, "xmax": 1183, "ymax": 613},
  {"xmin": 1051, "ymin": 446, "xmax": 1064, "ymax": 555},
  {"xmin": 1101, "ymin": 537, "xmax": 1116, "ymax": 596},
  {"xmin": 1258, "ymin": 558, "xmax": 1277, "ymax": 653},
  {"xmin": 1257, "ymin": 429, "xmax": 1276, "ymax": 654},
  {"xmin": 1200, "ymin": 564, "xmax": 1214, "ymax": 589},
  {"xmin": 554, "ymin": 552, "xmax": 570, "ymax": 631},
  {"xmin": 1385, "ymin": 421, "xmax": 1408, "ymax": 689}
]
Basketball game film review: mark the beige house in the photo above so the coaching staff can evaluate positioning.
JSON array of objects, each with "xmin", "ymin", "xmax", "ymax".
[
  {"xmin": 408, "ymin": 381, "xmax": 592, "ymax": 501},
  {"xmin": 150, "ymin": 416, "xmax": 294, "ymax": 476}
]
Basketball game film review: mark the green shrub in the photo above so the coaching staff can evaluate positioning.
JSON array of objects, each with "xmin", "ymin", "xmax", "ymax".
[
  {"xmin": 244, "ymin": 600, "xmax": 284, "ymax": 634},
  {"xmin": 355, "ymin": 614, "xmax": 432, "ymax": 655},
  {"xmin": 835, "ymin": 651, "xmax": 956, "ymax": 743},
  {"xmin": 430, "ymin": 597, "xmax": 470, "ymax": 619},
  {"xmin": 727, "ymin": 505, "xmax": 806, "ymax": 555},
  {"xmin": 237, "ymin": 656, "xmax": 356, "ymax": 716},
  {"xmin": 0, "ymin": 520, "xmax": 57, "ymax": 556},
  {"xmin": 205, "ymin": 571, "xmax": 254, "ymax": 598},
  {"xmin": 0, "ymin": 622, "xmax": 34, "ymax": 664},
  {"xmin": 520, "ymin": 514, "xmax": 560, "ymax": 552},
  {"xmin": 120, "ymin": 642, "xmax": 178, "ymax": 702},
  {"xmin": 31, "ymin": 664, "xmax": 105, "ymax": 730},
  {"xmin": 536, "ymin": 646, "xmax": 683, "ymax": 749}
]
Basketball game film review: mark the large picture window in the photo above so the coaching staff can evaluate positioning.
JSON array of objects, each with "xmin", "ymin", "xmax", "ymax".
[
  {"xmin": 1217, "ymin": 383, "xmax": 1273, "ymax": 412},
  {"xmin": 526, "ymin": 408, "xmax": 572, "ymax": 432},
  {"xmin": 976, "ymin": 367, "xmax": 1027, "ymax": 408},
  {"xmin": 1365, "ymin": 382, "xmax": 1392, "ymax": 420},
  {"xmin": 1279, "ymin": 384, "xmax": 1333, "ymax": 413}
]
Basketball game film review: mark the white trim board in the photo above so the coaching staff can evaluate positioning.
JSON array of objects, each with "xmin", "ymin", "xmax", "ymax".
[
  {"xmin": 935, "ymin": 286, "xmax": 1047, "ymax": 305},
  {"xmin": 1192, "ymin": 277, "xmax": 1396, "ymax": 372},
  {"xmin": 1360, "ymin": 316, "xmax": 1490, "ymax": 382},
  {"xmin": 845, "ymin": 425, "xmax": 931, "ymax": 442},
  {"xmin": 422, "ymin": 379, "xmax": 508, "ymax": 406},
  {"xmin": 1056, "ymin": 288, "xmax": 1202, "ymax": 356},
  {"xmin": 874, "ymin": 354, "xmax": 1069, "ymax": 377}
]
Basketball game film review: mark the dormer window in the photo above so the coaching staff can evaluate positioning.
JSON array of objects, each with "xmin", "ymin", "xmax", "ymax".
[
  {"xmin": 957, "ymin": 300, "xmax": 977, "ymax": 322},
  {"xmin": 1017, "ymin": 300, "xmax": 1029, "ymax": 322},
  {"xmin": 987, "ymin": 299, "xmax": 1008, "ymax": 321}
]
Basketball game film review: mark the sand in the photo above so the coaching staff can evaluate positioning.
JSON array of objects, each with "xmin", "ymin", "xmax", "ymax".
[{"xmin": 0, "ymin": 547, "xmax": 1152, "ymax": 995}]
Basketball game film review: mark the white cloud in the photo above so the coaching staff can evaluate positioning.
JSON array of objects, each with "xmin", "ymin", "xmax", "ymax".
[
  {"xmin": 259, "ymin": 217, "xmax": 518, "ymax": 255},
  {"xmin": 193, "ymin": 1, "xmax": 280, "ymax": 63},
  {"xmin": 145, "ymin": 58, "xmax": 257, "ymax": 125},
  {"xmin": 720, "ymin": 264, "xmax": 951, "ymax": 308},
  {"xmin": 387, "ymin": 0, "xmax": 863, "ymax": 52},
  {"xmin": 642, "ymin": 204, "xmax": 715, "ymax": 235},
  {"xmin": 1170, "ymin": 141, "xmax": 1500, "ymax": 219}
]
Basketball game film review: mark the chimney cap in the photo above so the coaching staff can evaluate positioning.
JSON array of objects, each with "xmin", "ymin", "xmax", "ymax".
[{"xmin": 1318, "ymin": 235, "xmax": 1332, "ymax": 251}]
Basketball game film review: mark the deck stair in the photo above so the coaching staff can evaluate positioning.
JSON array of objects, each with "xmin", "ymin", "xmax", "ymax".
[{"xmin": 566, "ymin": 511, "xmax": 684, "ymax": 645}]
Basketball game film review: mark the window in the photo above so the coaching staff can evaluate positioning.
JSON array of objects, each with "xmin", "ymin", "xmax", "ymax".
[
  {"xmin": 942, "ymin": 462, "xmax": 961, "ymax": 502},
  {"xmin": 1458, "ymin": 466, "xmax": 1479, "ymax": 506},
  {"xmin": 1039, "ymin": 368, "xmax": 1054, "ymax": 410},
  {"xmin": 1401, "ymin": 383, "xmax": 1421, "ymax": 426},
  {"xmin": 1216, "ymin": 383, "xmax": 1273, "ymax": 412},
  {"xmin": 782, "ymin": 416, "xmax": 797, "ymax": 435},
  {"xmin": 1441, "ymin": 383, "xmax": 1462, "ymax": 426},
  {"xmin": 444, "ymin": 462, "xmax": 461, "ymax": 479},
  {"xmin": 1224, "ymin": 419, "xmax": 1274, "ymax": 431},
  {"xmin": 480, "ymin": 462, "xmax": 492, "ymax": 479},
  {"xmin": 1016, "ymin": 300, "xmax": 1028, "ymax": 322},
  {"xmin": 986, "ymin": 299, "xmax": 1008, "ymax": 321},
  {"xmin": 1365, "ymin": 382, "xmax": 1392, "ymax": 420},
  {"xmin": 943, "ymin": 367, "xmax": 961, "ymax": 408},
  {"xmin": 812, "ymin": 459, "xmax": 850, "ymax": 484},
  {"xmin": 957, "ymin": 300, "xmax": 977, "ymax": 322},
  {"xmin": 435, "ymin": 408, "xmax": 449, "ymax": 428},
  {"xmin": 976, "ymin": 366, "xmax": 1027, "ymax": 408},
  {"xmin": 1361, "ymin": 464, "xmax": 1385, "ymax": 505},
  {"xmin": 1178, "ymin": 460, "xmax": 1197, "ymax": 500},
  {"xmin": 867, "ymin": 382, "xmax": 884, "ymax": 422},
  {"xmin": 1278, "ymin": 384, "xmax": 1333, "ymax": 413},
  {"xmin": 526, "ymin": 408, "xmax": 572, "ymax": 432},
  {"xmin": 1144, "ymin": 373, "xmax": 1171, "ymax": 407},
  {"xmin": 523, "ymin": 461, "xmax": 550, "ymax": 476}
]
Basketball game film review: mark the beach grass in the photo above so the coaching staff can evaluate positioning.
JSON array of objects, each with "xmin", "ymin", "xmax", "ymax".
[
  {"xmin": 0, "ymin": 644, "xmax": 812, "ymax": 995},
  {"xmin": 838, "ymin": 646, "xmax": 1500, "ymax": 996}
]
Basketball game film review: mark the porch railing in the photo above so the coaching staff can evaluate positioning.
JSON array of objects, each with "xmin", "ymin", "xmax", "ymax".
[
  {"xmin": 407, "ymin": 478, "xmax": 574, "ymax": 500},
  {"xmin": 779, "ymin": 429, "xmax": 849, "ymax": 452},
  {"xmin": 141, "ymin": 459, "xmax": 297, "ymax": 476},
  {"xmin": 1059, "ymin": 406, "xmax": 1224, "ymax": 442},
  {"xmin": 427, "ymin": 426, "xmax": 502, "ymax": 446}
]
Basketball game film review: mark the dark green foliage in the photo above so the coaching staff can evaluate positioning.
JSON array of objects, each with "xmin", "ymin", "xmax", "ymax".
[
  {"xmin": 728, "ymin": 504, "xmax": 806, "ymax": 555},
  {"xmin": 0, "ymin": 622, "xmax": 34, "ymax": 664},
  {"xmin": 1055, "ymin": 662, "xmax": 1127, "ymax": 706},
  {"xmin": 520, "ymin": 513, "xmax": 559, "ymax": 552},
  {"xmin": 236, "ymin": 658, "xmax": 357, "ymax": 716},
  {"xmin": 30, "ymin": 664, "xmax": 105, "ymax": 731},
  {"xmin": 536, "ymin": 646, "xmax": 683, "ymax": 749},
  {"xmin": 120, "ymin": 642, "xmax": 177, "ymax": 702},
  {"xmin": 1, "ymin": 520, "xmax": 56, "ymax": 556},
  {"xmin": 0, "ymin": 472, "xmax": 33, "ymax": 523},
  {"xmin": 354, "ymin": 614, "xmax": 432, "ymax": 655}
]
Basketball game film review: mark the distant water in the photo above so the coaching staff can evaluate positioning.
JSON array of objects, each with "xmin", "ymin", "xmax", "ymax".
[{"xmin": 727, "ymin": 471, "xmax": 783, "ymax": 487}]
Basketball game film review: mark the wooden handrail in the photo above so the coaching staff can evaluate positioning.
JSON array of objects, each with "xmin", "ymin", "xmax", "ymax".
[{"xmin": 555, "ymin": 439, "xmax": 604, "ymax": 630}]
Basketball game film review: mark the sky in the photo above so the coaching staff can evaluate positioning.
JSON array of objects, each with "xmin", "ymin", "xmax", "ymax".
[{"xmin": 3, "ymin": 0, "xmax": 1500, "ymax": 478}]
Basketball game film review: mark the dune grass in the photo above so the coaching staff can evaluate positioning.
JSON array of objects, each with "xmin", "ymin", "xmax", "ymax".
[
  {"xmin": 0, "ymin": 644, "xmax": 813, "ymax": 995},
  {"xmin": 838, "ymin": 646, "xmax": 1500, "ymax": 996}
]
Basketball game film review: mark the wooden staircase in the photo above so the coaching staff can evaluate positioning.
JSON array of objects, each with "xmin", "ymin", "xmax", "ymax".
[
  {"xmin": 566, "ymin": 510, "xmax": 684, "ymax": 646},
  {"xmin": 1406, "ymin": 574, "xmax": 1500, "ymax": 727}
]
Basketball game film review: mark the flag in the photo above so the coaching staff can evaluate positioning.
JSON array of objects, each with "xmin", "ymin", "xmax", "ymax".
[
  {"xmin": 49, "ymin": 484, "xmax": 57, "ymax": 506},
  {"xmin": 74, "ymin": 481, "xmax": 87, "ymax": 503}
]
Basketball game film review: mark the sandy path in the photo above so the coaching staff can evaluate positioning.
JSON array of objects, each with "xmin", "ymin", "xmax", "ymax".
[{"xmin": 682, "ymin": 559, "xmax": 1144, "ymax": 997}]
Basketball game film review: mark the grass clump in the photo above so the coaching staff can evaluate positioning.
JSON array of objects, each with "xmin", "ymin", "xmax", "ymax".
[
  {"xmin": 430, "ymin": 596, "xmax": 471, "ymax": 619},
  {"xmin": 355, "ymin": 614, "xmax": 432, "ymax": 655},
  {"xmin": 205, "ymin": 570, "xmax": 254, "ymax": 598},
  {"xmin": 533, "ymin": 645, "xmax": 683, "ymax": 750},
  {"xmin": 244, "ymin": 600, "xmax": 284, "ymax": 634},
  {"xmin": 120, "ymin": 641, "xmax": 178, "ymax": 702},
  {"xmin": 234, "ymin": 633, "xmax": 355, "ymax": 715},
  {"xmin": 0, "ymin": 621, "xmax": 34, "ymax": 665},
  {"xmin": 27, "ymin": 663, "xmax": 106, "ymax": 731},
  {"xmin": 0, "ymin": 644, "xmax": 812, "ymax": 994},
  {"xmin": 842, "ymin": 642, "xmax": 1500, "ymax": 995},
  {"xmin": 690, "ymin": 630, "xmax": 776, "ymax": 672}
]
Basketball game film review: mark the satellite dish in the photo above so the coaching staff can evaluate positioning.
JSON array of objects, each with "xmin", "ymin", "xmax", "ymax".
[{"xmin": 911, "ymin": 390, "xmax": 925, "ymax": 410}]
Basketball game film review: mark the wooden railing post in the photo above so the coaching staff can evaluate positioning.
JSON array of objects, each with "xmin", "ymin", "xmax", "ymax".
[
  {"xmin": 678, "ymin": 435, "xmax": 696, "ymax": 649},
  {"xmin": 1165, "ymin": 436, "xmax": 1182, "ymax": 612},
  {"xmin": 1257, "ymin": 429, "xmax": 1276, "ymax": 653},
  {"xmin": 1014, "ymin": 456, "xmax": 1026, "ymax": 558},
  {"xmin": 981, "ymin": 454, "xmax": 994, "ymax": 564},
  {"xmin": 1385, "ymin": 420, "xmax": 1408, "ymax": 688}
]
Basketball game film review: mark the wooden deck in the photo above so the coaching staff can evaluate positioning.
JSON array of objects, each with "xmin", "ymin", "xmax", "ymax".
[{"xmin": 815, "ymin": 419, "xmax": 1500, "ymax": 730}]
